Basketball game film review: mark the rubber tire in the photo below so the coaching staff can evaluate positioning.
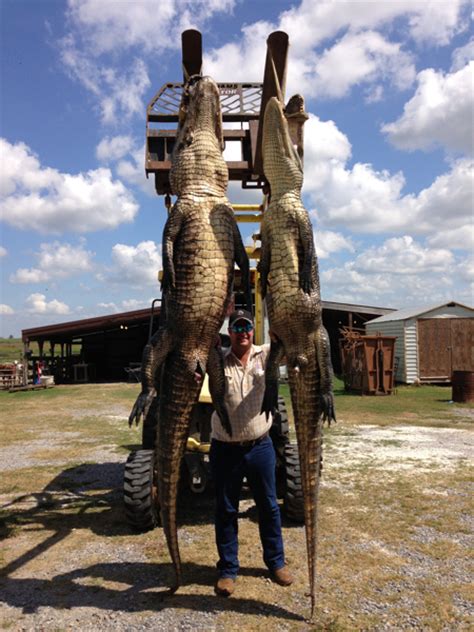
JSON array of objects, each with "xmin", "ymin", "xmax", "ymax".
[
  {"xmin": 123, "ymin": 449, "xmax": 160, "ymax": 531},
  {"xmin": 282, "ymin": 443, "xmax": 305, "ymax": 523}
]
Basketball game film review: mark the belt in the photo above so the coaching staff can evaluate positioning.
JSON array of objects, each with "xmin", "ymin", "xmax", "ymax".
[{"xmin": 227, "ymin": 431, "xmax": 270, "ymax": 448}]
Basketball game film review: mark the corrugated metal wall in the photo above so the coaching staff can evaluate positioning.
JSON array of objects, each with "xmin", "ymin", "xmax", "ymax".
[{"xmin": 366, "ymin": 320, "xmax": 405, "ymax": 381}]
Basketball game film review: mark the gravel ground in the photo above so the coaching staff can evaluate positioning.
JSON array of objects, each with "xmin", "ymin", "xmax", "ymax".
[{"xmin": 1, "ymin": 410, "xmax": 473, "ymax": 631}]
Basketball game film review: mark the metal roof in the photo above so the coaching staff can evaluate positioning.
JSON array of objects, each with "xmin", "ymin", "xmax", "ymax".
[
  {"xmin": 22, "ymin": 300, "xmax": 395, "ymax": 342},
  {"xmin": 367, "ymin": 301, "xmax": 474, "ymax": 324},
  {"xmin": 22, "ymin": 307, "xmax": 156, "ymax": 342}
]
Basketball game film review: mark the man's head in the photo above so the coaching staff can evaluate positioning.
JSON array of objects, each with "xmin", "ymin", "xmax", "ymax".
[{"xmin": 228, "ymin": 309, "xmax": 254, "ymax": 356}]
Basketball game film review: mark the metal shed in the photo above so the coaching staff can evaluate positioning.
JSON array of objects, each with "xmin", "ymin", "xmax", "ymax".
[{"xmin": 365, "ymin": 301, "xmax": 474, "ymax": 383}]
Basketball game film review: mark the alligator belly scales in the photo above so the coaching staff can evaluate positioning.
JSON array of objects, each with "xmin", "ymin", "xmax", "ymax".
[
  {"xmin": 260, "ymin": 96, "xmax": 336, "ymax": 619},
  {"xmin": 129, "ymin": 75, "xmax": 251, "ymax": 590}
]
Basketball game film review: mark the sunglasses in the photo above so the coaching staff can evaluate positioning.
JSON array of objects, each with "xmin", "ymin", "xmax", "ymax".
[{"xmin": 231, "ymin": 321, "xmax": 254, "ymax": 334}]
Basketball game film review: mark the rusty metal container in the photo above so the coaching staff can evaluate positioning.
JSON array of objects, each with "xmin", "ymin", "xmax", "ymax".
[
  {"xmin": 452, "ymin": 370, "xmax": 474, "ymax": 402},
  {"xmin": 340, "ymin": 330, "xmax": 397, "ymax": 395}
]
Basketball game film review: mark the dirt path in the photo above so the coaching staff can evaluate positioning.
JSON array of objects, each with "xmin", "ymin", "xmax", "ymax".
[{"xmin": 1, "ymin": 394, "xmax": 472, "ymax": 631}]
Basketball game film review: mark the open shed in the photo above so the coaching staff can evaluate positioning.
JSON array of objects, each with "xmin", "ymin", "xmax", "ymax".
[
  {"xmin": 365, "ymin": 301, "xmax": 474, "ymax": 383},
  {"xmin": 22, "ymin": 300, "xmax": 394, "ymax": 383}
]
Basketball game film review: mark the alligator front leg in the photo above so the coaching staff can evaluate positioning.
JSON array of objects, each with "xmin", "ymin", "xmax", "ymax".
[
  {"xmin": 259, "ymin": 222, "xmax": 271, "ymax": 301},
  {"xmin": 128, "ymin": 328, "xmax": 173, "ymax": 426},
  {"xmin": 297, "ymin": 211, "xmax": 315, "ymax": 295},
  {"xmin": 161, "ymin": 206, "xmax": 184, "ymax": 293},
  {"xmin": 261, "ymin": 338, "xmax": 284, "ymax": 419},
  {"xmin": 231, "ymin": 217, "xmax": 253, "ymax": 315},
  {"xmin": 207, "ymin": 345, "xmax": 232, "ymax": 437},
  {"xmin": 315, "ymin": 326, "xmax": 336, "ymax": 424}
]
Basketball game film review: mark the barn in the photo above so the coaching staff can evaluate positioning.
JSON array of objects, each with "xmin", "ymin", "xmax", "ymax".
[{"xmin": 365, "ymin": 301, "xmax": 474, "ymax": 384}]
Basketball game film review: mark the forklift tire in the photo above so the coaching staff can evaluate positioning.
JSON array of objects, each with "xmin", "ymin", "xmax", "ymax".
[
  {"xmin": 282, "ymin": 443, "xmax": 305, "ymax": 523},
  {"xmin": 123, "ymin": 450, "xmax": 160, "ymax": 532}
]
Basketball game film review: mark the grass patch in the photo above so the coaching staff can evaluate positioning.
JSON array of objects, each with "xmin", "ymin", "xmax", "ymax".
[{"xmin": 0, "ymin": 381, "xmax": 472, "ymax": 629}]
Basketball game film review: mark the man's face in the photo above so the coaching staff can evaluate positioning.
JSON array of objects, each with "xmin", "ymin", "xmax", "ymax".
[{"xmin": 229, "ymin": 319, "xmax": 254, "ymax": 354}]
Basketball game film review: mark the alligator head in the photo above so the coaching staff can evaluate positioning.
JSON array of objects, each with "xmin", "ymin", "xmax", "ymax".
[
  {"xmin": 170, "ymin": 75, "xmax": 227, "ymax": 196},
  {"xmin": 174, "ymin": 75, "xmax": 224, "ymax": 152},
  {"xmin": 262, "ymin": 96, "xmax": 303, "ymax": 198}
]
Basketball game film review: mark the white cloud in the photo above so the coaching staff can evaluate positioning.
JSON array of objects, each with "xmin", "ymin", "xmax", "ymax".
[
  {"xmin": 451, "ymin": 37, "xmax": 474, "ymax": 71},
  {"xmin": 0, "ymin": 246, "xmax": 7, "ymax": 257},
  {"xmin": 302, "ymin": 114, "xmax": 472, "ymax": 241},
  {"xmin": 382, "ymin": 63, "xmax": 473, "ymax": 154},
  {"xmin": 60, "ymin": 43, "xmax": 151, "ymax": 124},
  {"xmin": 60, "ymin": 0, "xmax": 236, "ymax": 122},
  {"xmin": 0, "ymin": 304, "xmax": 14, "ymax": 315},
  {"xmin": 205, "ymin": 1, "xmax": 468, "ymax": 99},
  {"xmin": 321, "ymin": 236, "xmax": 461, "ymax": 308},
  {"xmin": 95, "ymin": 137, "xmax": 155, "ymax": 196},
  {"xmin": 309, "ymin": 31, "xmax": 415, "ymax": 99},
  {"xmin": 99, "ymin": 240, "xmax": 162, "ymax": 288},
  {"xmin": 96, "ymin": 135, "xmax": 134, "ymax": 162},
  {"xmin": 353, "ymin": 236, "xmax": 454, "ymax": 274},
  {"xmin": 314, "ymin": 230, "xmax": 354, "ymax": 259},
  {"xmin": 427, "ymin": 226, "xmax": 474, "ymax": 251},
  {"xmin": 0, "ymin": 139, "xmax": 138, "ymax": 234},
  {"xmin": 66, "ymin": 0, "xmax": 236, "ymax": 56},
  {"xmin": 25, "ymin": 293, "xmax": 70, "ymax": 315},
  {"xmin": 10, "ymin": 241, "xmax": 94, "ymax": 284}
]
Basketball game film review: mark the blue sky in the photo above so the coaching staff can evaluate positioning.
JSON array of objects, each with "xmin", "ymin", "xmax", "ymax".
[{"xmin": 1, "ymin": 0, "xmax": 472, "ymax": 337}]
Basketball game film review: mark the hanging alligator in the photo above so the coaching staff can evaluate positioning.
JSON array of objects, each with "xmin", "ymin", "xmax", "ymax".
[
  {"xmin": 129, "ymin": 74, "xmax": 252, "ymax": 591},
  {"xmin": 259, "ymin": 95, "xmax": 336, "ymax": 619}
]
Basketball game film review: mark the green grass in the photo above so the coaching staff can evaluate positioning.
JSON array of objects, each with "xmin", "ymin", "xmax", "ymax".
[
  {"xmin": 279, "ymin": 377, "xmax": 472, "ymax": 428},
  {"xmin": 0, "ymin": 338, "xmax": 36, "ymax": 362}
]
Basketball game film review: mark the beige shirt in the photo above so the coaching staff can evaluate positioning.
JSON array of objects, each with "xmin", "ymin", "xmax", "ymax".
[{"xmin": 211, "ymin": 343, "xmax": 272, "ymax": 442}]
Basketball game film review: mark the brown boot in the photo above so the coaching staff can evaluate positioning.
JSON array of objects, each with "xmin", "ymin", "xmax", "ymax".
[
  {"xmin": 214, "ymin": 577, "xmax": 235, "ymax": 596},
  {"xmin": 271, "ymin": 565, "xmax": 293, "ymax": 586}
]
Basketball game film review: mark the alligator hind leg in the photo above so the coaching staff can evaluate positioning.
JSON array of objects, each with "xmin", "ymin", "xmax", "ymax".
[
  {"xmin": 207, "ymin": 345, "xmax": 232, "ymax": 437},
  {"xmin": 261, "ymin": 338, "xmax": 284, "ymax": 419},
  {"xmin": 315, "ymin": 327, "xmax": 336, "ymax": 424},
  {"xmin": 128, "ymin": 328, "xmax": 173, "ymax": 426}
]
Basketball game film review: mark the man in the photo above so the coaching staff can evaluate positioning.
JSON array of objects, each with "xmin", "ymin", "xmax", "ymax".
[{"xmin": 209, "ymin": 308, "xmax": 293, "ymax": 597}]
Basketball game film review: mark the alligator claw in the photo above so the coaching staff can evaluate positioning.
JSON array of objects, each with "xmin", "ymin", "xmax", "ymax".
[
  {"xmin": 320, "ymin": 393, "xmax": 336, "ymax": 426},
  {"xmin": 260, "ymin": 382, "xmax": 279, "ymax": 420},
  {"xmin": 299, "ymin": 273, "xmax": 313, "ymax": 295},
  {"xmin": 128, "ymin": 389, "xmax": 155, "ymax": 427}
]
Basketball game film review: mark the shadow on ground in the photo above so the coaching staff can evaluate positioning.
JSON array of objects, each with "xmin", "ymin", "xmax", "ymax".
[{"xmin": 0, "ymin": 560, "xmax": 303, "ymax": 621}]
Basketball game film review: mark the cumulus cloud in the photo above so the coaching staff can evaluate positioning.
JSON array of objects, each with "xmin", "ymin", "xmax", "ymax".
[
  {"xmin": 10, "ymin": 240, "xmax": 94, "ymax": 284},
  {"xmin": 95, "ymin": 137, "xmax": 155, "ymax": 195},
  {"xmin": 98, "ymin": 240, "xmax": 162, "ymax": 288},
  {"xmin": 321, "ymin": 236, "xmax": 460, "ymax": 308},
  {"xmin": 310, "ymin": 31, "xmax": 415, "ymax": 99},
  {"xmin": 0, "ymin": 304, "xmax": 14, "ymax": 315},
  {"xmin": 353, "ymin": 236, "xmax": 454, "ymax": 274},
  {"xmin": 314, "ymin": 230, "xmax": 355, "ymax": 259},
  {"xmin": 301, "ymin": 114, "xmax": 472, "ymax": 241},
  {"xmin": 60, "ymin": 43, "xmax": 151, "ymax": 124},
  {"xmin": 205, "ymin": 1, "xmax": 468, "ymax": 99},
  {"xmin": 451, "ymin": 37, "xmax": 474, "ymax": 71},
  {"xmin": 65, "ymin": 0, "xmax": 236, "ymax": 56},
  {"xmin": 0, "ymin": 246, "xmax": 7, "ymax": 257},
  {"xmin": 97, "ymin": 298, "xmax": 152, "ymax": 313},
  {"xmin": 382, "ymin": 63, "xmax": 473, "ymax": 154},
  {"xmin": 60, "ymin": 0, "xmax": 236, "ymax": 122},
  {"xmin": 0, "ymin": 139, "xmax": 138, "ymax": 234},
  {"xmin": 25, "ymin": 293, "xmax": 70, "ymax": 314},
  {"xmin": 96, "ymin": 135, "xmax": 134, "ymax": 162}
]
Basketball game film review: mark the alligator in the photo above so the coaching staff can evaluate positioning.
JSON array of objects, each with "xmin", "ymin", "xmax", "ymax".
[
  {"xmin": 259, "ymin": 95, "xmax": 336, "ymax": 619},
  {"xmin": 129, "ymin": 75, "xmax": 251, "ymax": 591}
]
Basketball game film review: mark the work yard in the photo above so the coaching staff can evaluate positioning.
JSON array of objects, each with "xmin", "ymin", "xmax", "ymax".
[{"xmin": 0, "ymin": 380, "xmax": 472, "ymax": 631}]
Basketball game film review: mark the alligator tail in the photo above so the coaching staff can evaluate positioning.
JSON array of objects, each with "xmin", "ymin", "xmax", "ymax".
[
  {"xmin": 156, "ymin": 351, "xmax": 202, "ymax": 591},
  {"xmin": 288, "ymin": 346, "xmax": 323, "ymax": 621}
]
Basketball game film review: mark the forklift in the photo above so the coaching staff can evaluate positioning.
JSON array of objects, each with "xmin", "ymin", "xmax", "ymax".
[{"xmin": 123, "ymin": 30, "xmax": 305, "ymax": 531}]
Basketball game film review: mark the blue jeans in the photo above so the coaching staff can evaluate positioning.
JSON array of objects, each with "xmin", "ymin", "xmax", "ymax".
[{"xmin": 209, "ymin": 436, "xmax": 285, "ymax": 579}]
